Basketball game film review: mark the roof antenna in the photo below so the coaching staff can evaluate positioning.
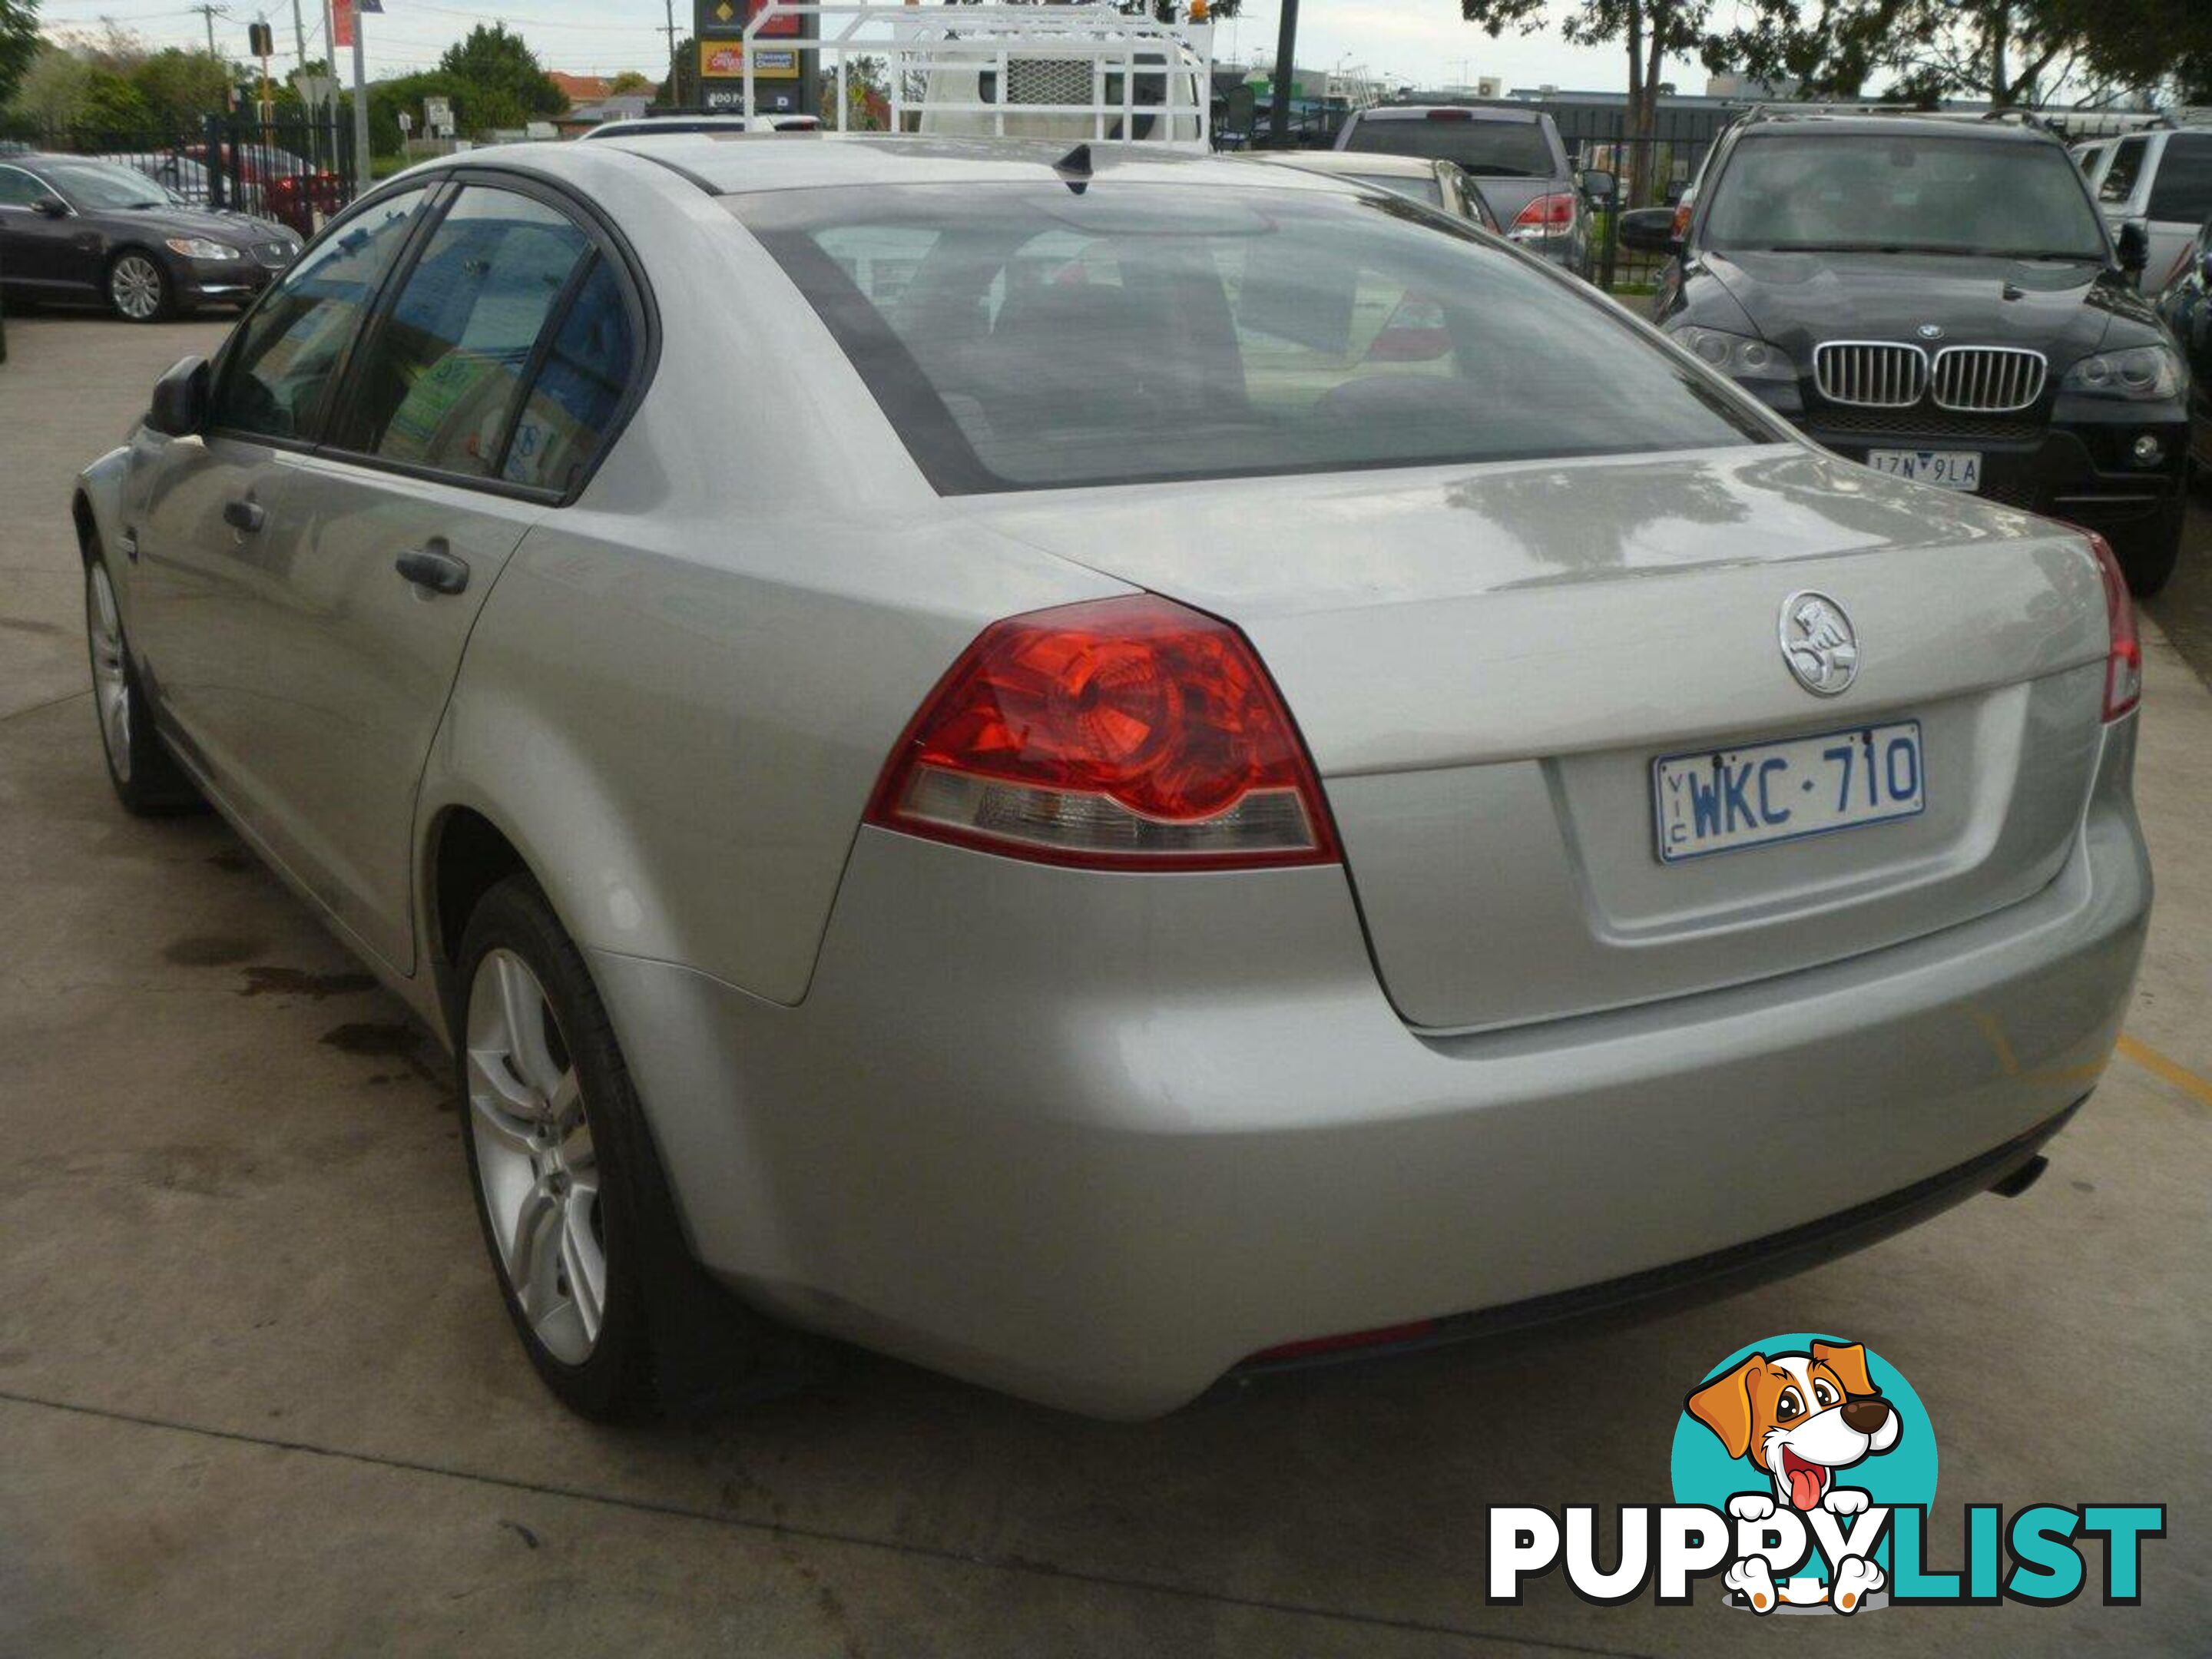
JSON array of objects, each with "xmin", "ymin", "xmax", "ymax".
[{"xmin": 1055, "ymin": 141, "xmax": 1094, "ymax": 194}]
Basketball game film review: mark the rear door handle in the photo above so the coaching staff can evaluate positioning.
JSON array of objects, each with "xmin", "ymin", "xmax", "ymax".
[
  {"xmin": 396, "ymin": 542, "xmax": 469, "ymax": 596},
  {"xmin": 222, "ymin": 498, "xmax": 264, "ymax": 533}
]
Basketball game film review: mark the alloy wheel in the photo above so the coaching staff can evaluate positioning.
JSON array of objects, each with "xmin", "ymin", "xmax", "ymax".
[
  {"xmin": 110, "ymin": 255, "xmax": 164, "ymax": 320},
  {"xmin": 465, "ymin": 948, "xmax": 605, "ymax": 1365},
  {"xmin": 85, "ymin": 563, "xmax": 132, "ymax": 783}
]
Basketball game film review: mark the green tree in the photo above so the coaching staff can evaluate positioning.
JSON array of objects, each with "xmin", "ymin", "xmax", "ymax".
[
  {"xmin": 656, "ymin": 35, "xmax": 694, "ymax": 108},
  {"xmin": 1461, "ymin": 0, "xmax": 1711, "ymax": 204},
  {"xmin": 0, "ymin": 0, "xmax": 38, "ymax": 112},
  {"xmin": 608, "ymin": 69, "xmax": 654, "ymax": 95},
  {"xmin": 438, "ymin": 23, "xmax": 565, "ymax": 121},
  {"xmin": 5, "ymin": 41, "xmax": 85, "ymax": 126},
  {"xmin": 74, "ymin": 64, "xmax": 151, "ymax": 134},
  {"xmin": 1700, "ymin": 0, "xmax": 2212, "ymax": 108},
  {"xmin": 131, "ymin": 47, "xmax": 235, "ymax": 126}
]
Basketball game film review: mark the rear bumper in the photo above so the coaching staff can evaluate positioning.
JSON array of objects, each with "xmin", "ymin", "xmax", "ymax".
[{"xmin": 594, "ymin": 720, "xmax": 2149, "ymax": 1419}]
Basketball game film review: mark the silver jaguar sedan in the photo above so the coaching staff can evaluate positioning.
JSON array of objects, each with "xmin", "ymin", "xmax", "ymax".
[{"xmin": 73, "ymin": 136, "xmax": 2151, "ymax": 1420}]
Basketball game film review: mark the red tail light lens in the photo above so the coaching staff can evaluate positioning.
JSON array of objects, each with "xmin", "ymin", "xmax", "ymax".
[
  {"xmin": 2088, "ymin": 530, "xmax": 2141, "ymax": 721},
  {"xmin": 868, "ymin": 595, "xmax": 1339, "ymax": 869},
  {"xmin": 1510, "ymin": 190, "xmax": 1576, "ymax": 237}
]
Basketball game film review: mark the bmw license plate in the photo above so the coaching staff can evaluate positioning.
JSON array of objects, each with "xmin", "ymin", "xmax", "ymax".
[
  {"xmin": 1865, "ymin": 449, "xmax": 1981, "ymax": 490},
  {"xmin": 1653, "ymin": 721, "xmax": 1926, "ymax": 863}
]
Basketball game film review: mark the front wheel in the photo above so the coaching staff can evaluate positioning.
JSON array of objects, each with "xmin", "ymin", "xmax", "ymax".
[
  {"xmin": 84, "ymin": 555, "xmax": 204, "ymax": 814},
  {"xmin": 106, "ymin": 250, "xmax": 172, "ymax": 323}
]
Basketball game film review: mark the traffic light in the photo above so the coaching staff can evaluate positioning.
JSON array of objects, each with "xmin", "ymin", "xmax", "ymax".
[{"xmin": 247, "ymin": 21, "xmax": 273, "ymax": 56}]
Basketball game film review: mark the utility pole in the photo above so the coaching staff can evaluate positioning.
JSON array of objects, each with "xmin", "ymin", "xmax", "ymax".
[
  {"xmin": 289, "ymin": 0, "xmax": 308, "ymax": 81},
  {"xmin": 1266, "ymin": 0, "xmax": 1297, "ymax": 147},
  {"xmin": 191, "ymin": 2, "xmax": 227, "ymax": 61},
  {"xmin": 350, "ymin": 2, "xmax": 369, "ymax": 193},
  {"xmin": 664, "ymin": 0, "xmax": 679, "ymax": 106}
]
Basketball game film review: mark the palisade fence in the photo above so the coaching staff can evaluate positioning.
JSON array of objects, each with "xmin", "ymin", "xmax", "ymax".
[{"xmin": 0, "ymin": 110, "xmax": 356, "ymax": 237}]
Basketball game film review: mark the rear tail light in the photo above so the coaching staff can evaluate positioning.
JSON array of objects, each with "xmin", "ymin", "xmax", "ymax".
[
  {"xmin": 2088, "ymin": 530, "xmax": 2141, "ymax": 721},
  {"xmin": 867, "ymin": 594, "xmax": 1339, "ymax": 870},
  {"xmin": 1509, "ymin": 191, "xmax": 1576, "ymax": 238}
]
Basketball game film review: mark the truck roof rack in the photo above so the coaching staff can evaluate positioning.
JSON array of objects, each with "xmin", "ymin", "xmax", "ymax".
[{"xmin": 730, "ymin": 1, "xmax": 1215, "ymax": 147}]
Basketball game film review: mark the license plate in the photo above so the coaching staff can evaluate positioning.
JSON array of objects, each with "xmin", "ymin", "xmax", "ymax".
[
  {"xmin": 1653, "ymin": 720, "xmax": 1926, "ymax": 863},
  {"xmin": 1865, "ymin": 449, "xmax": 1981, "ymax": 490}
]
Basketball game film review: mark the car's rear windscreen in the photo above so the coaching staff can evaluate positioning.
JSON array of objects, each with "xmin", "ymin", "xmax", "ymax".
[
  {"xmin": 733, "ymin": 184, "xmax": 1770, "ymax": 495},
  {"xmin": 1343, "ymin": 116, "xmax": 1555, "ymax": 177}
]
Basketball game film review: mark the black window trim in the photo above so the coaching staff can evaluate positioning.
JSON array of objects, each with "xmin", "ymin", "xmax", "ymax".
[{"xmin": 205, "ymin": 162, "xmax": 659, "ymax": 508}]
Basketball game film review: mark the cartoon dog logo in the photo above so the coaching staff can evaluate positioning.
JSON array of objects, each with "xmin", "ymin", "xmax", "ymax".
[{"xmin": 1685, "ymin": 1339, "xmax": 1902, "ymax": 1613}]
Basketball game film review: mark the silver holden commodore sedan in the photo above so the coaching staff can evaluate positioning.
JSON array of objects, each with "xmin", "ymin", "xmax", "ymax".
[{"xmin": 74, "ymin": 137, "xmax": 2151, "ymax": 1421}]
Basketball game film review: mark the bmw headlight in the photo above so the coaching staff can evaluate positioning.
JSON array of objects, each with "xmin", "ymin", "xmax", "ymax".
[
  {"xmin": 2061, "ymin": 343, "xmax": 2182, "ymax": 402},
  {"xmin": 165, "ymin": 237, "xmax": 241, "ymax": 260},
  {"xmin": 1669, "ymin": 324, "xmax": 1793, "ymax": 382}
]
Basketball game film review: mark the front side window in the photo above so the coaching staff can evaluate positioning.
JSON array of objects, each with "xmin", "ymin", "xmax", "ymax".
[
  {"xmin": 0, "ymin": 166, "xmax": 48, "ymax": 207},
  {"xmin": 1344, "ymin": 117, "xmax": 1555, "ymax": 178},
  {"xmin": 2100, "ymin": 136, "xmax": 2147, "ymax": 204},
  {"xmin": 740, "ymin": 184, "xmax": 1767, "ymax": 495},
  {"xmin": 2148, "ymin": 134, "xmax": 2212, "ymax": 225},
  {"xmin": 1703, "ymin": 134, "xmax": 2108, "ymax": 260},
  {"xmin": 336, "ymin": 185, "xmax": 594, "ymax": 478},
  {"xmin": 210, "ymin": 186, "xmax": 427, "ymax": 440}
]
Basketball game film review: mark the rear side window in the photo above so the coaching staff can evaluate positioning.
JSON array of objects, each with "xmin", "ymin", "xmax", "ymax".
[
  {"xmin": 0, "ymin": 165, "xmax": 48, "ymax": 206},
  {"xmin": 2148, "ymin": 135, "xmax": 2212, "ymax": 224},
  {"xmin": 2100, "ymin": 136, "xmax": 2147, "ymax": 204},
  {"xmin": 740, "ymin": 184, "xmax": 1766, "ymax": 495},
  {"xmin": 500, "ymin": 259, "xmax": 637, "ymax": 492},
  {"xmin": 210, "ymin": 186, "xmax": 427, "ymax": 440},
  {"xmin": 1344, "ymin": 115, "xmax": 1555, "ymax": 177},
  {"xmin": 337, "ymin": 186, "xmax": 594, "ymax": 477}
]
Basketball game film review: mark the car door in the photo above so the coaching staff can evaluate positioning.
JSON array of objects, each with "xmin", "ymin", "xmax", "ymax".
[
  {"xmin": 0, "ymin": 164, "xmax": 94, "ymax": 293},
  {"xmin": 233, "ymin": 177, "xmax": 642, "ymax": 972},
  {"xmin": 129, "ymin": 184, "xmax": 432, "ymax": 841}
]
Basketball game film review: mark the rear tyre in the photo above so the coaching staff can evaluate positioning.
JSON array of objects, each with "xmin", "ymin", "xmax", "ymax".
[
  {"xmin": 456, "ymin": 877, "xmax": 664, "ymax": 1419},
  {"xmin": 106, "ymin": 250, "xmax": 172, "ymax": 323},
  {"xmin": 2114, "ymin": 501, "xmax": 2184, "ymax": 599},
  {"xmin": 84, "ymin": 553, "xmax": 205, "ymax": 816}
]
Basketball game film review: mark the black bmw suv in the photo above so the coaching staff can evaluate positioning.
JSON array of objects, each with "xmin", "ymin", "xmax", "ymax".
[{"xmin": 1624, "ymin": 109, "xmax": 2190, "ymax": 594}]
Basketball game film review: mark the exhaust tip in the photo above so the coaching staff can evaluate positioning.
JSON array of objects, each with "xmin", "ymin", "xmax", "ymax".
[{"xmin": 1989, "ymin": 1153, "xmax": 2050, "ymax": 1200}]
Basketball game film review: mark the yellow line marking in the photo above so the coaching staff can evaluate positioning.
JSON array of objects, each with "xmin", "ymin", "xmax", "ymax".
[{"xmin": 2116, "ymin": 1035, "xmax": 2212, "ymax": 1108}]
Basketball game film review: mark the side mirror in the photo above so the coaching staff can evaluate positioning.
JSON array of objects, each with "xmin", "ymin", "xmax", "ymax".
[
  {"xmin": 1664, "ymin": 178, "xmax": 1687, "ymax": 207},
  {"xmin": 1618, "ymin": 206, "xmax": 1681, "ymax": 254},
  {"xmin": 1579, "ymin": 168, "xmax": 1616, "ymax": 204},
  {"xmin": 32, "ymin": 195, "xmax": 68, "ymax": 219},
  {"xmin": 2116, "ymin": 220, "xmax": 2149, "ymax": 274},
  {"xmin": 147, "ymin": 355, "xmax": 210, "ymax": 437}
]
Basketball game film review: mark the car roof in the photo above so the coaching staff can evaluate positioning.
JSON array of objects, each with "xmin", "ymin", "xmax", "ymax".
[
  {"xmin": 1245, "ymin": 151, "xmax": 1439, "ymax": 178},
  {"xmin": 1359, "ymin": 103, "xmax": 1543, "ymax": 125},
  {"xmin": 1730, "ymin": 111, "xmax": 2058, "ymax": 144},
  {"xmin": 562, "ymin": 133, "xmax": 1365, "ymax": 197}
]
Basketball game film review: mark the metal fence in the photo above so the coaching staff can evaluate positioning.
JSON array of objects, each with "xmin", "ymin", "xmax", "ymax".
[{"xmin": 0, "ymin": 111, "xmax": 356, "ymax": 238}]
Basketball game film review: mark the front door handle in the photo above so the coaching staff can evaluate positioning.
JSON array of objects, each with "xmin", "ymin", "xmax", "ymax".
[
  {"xmin": 223, "ymin": 497, "xmax": 264, "ymax": 533},
  {"xmin": 396, "ymin": 542, "xmax": 469, "ymax": 596}
]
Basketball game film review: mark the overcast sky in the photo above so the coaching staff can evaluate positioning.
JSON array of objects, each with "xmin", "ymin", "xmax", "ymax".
[{"xmin": 35, "ymin": 0, "xmax": 1690, "ymax": 92}]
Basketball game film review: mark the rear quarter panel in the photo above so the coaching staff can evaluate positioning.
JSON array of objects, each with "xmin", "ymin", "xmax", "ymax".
[{"xmin": 413, "ymin": 168, "xmax": 1129, "ymax": 1006}]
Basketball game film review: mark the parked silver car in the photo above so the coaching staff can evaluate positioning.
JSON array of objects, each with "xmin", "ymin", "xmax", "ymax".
[
  {"xmin": 1333, "ymin": 102, "xmax": 1602, "ymax": 274},
  {"xmin": 74, "ymin": 137, "xmax": 2151, "ymax": 1421},
  {"xmin": 2080, "ymin": 126, "xmax": 2212, "ymax": 293}
]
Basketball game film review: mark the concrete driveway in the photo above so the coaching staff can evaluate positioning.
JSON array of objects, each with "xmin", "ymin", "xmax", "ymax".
[{"xmin": 2, "ymin": 315, "xmax": 2208, "ymax": 1657}]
